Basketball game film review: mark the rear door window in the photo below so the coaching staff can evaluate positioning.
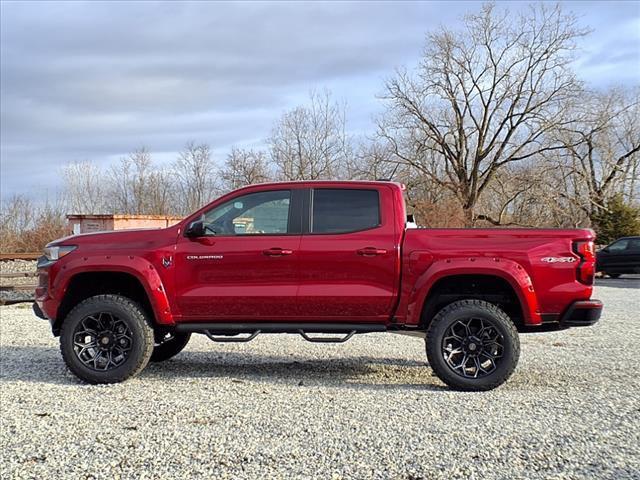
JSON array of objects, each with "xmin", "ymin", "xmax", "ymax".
[
  {"xmin": 311, "ymin": 189, "xmax": 380, "ymax": 234},
  {"xmin": 608, "ymin": 239, "xmax": 629, "ymax": 252},
  {"xmin": 627, "ymin": 239, "xmax": 640, "ymax": 252}
]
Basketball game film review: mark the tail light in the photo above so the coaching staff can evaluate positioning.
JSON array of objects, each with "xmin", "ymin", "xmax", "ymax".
[{"xmin": 573, "ymin": 240, "xmax": 595, "ymax": 285}]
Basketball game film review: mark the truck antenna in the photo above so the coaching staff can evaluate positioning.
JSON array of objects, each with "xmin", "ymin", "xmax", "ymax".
[{"xmin": 376, "ymin": 162, "xmax": 401, "ymax": 182}]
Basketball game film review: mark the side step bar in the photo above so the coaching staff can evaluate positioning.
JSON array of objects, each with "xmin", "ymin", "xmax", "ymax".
[
  {"xmin": 297, "ymin": 330, "xmax": 356, "ymax": 343},
  {"xmin": 175, "ymin": 322, "xmax": 386, "ymax": 344},
  {"xmin": 203, "ymin": 330, "xmax": 261, "ymax": 343}
]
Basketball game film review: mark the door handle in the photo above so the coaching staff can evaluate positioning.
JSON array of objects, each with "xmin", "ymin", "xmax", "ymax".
[
  {"xmin": 357, "ymin": 247, "xmax": 387, "ymax": 256},
  {"xmin": 263, "ymin": 248, "xmax": 293, "ymax": 256}
]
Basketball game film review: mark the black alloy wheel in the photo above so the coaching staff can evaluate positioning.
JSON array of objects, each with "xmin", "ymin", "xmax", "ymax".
[
  {"xmin": 441, "ymin": 317, "xmax": 504, "ymax": 379},
  {"xmin": 72, "ymin": 312, "xmax": 133, "ymax": 371},
  {"xmin": 60, "ymin": 295, "xmax": 154, "ymax": 384},
  {"xmin": 426, "ymin": 299, "xmax": 520, "ymax": 391}
]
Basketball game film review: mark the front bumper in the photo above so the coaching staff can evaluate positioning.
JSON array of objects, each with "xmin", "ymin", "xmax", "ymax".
[
  {"xmin": 32, "ymin": 302, "xmax": 47, "ymax": 320},
  {"xmin": 560, "ymin": 299, "xmax": 603, "ymax": 327}
]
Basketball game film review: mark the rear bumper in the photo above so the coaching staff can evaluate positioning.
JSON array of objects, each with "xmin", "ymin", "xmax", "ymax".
[{"xmin": 560, "ymin": 299, "xmax": 603, "ymax": 327}]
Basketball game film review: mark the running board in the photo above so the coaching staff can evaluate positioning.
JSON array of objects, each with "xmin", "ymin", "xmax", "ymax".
[
  {"xmin": 204, "ymin": 330, "xmax": 261, "ymax": 343},
  {"xmin": 175, "ymin": 322, "xmax": 386, "ymax": 344},
  {"xmin": 298, "ymin": 330, "xmax": 355, "ymax": 343}
]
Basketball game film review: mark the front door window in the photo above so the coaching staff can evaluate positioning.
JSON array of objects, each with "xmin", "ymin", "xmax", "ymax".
[{"xmin": 203, "ymin": 190, "xmax": 291, "ymax": 236}]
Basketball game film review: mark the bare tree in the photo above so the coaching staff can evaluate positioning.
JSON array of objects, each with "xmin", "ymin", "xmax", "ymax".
[
  {"xmin": 378, "ymin": 3, "xmax": 587, "ymax": 225},
  {"xmin": 145, "ymin": 168, "xmax": 175, "ymax": 215},
  {"xmin": 129, "ymin": 148, "xmax": 153, "ymax": 214},
  {"xmin": 350, "ymin": 139, "xmax": 464, "ymax": 226},
  {"xmin": 0, "ymin": 195, "xmax": 34, "ymax": 240},
  {"xmin": 105, "ymin": 148, "xmax": 176, "ymax": 215},
  {"xmin": 348, "ymin": 139, "xmax": 399, "ymax": 181},
  {"xmin": 108, "ymin": 150, "xmax": 146, "ymax": 214},
  {"xmin": 474, "ymin": 163, "xmax": 554, "ymax": 226},
  {"xmin": 173, "ymin": 142, "xmax": 217, "ymax": 214},
  {"xmin": 108, "ymin": 156, "xmax": 133, "ymax": 213},
  {"xmin": 0, "ymin": 195, "xmax": 66, "ymax": 252},
  {"xmin": 269, "ymin": 89, "xmax": 352, "ymax": 180},
  {"xmin": 63, "ymin": 161, "xmax": 107, "ymax": 214},
  {"xmin": 220, "ymin": 147, "xmax": 272, "ymax": 191},
  {"xmin": 553, "ymin": 87, "xmax": 640, "ymax": 222}
]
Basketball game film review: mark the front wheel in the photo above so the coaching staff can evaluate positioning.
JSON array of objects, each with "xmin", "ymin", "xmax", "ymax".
[
  {"xmin": 426, "ymin": 299, "xmax": 520, "ymax": 391},
  {"xmin": 59, "ymin": 295, "xmax": 155, "ymax": 384}
]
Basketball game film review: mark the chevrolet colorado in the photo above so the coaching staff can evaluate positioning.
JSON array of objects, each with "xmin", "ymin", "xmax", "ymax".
[{"xmin": 34, "ymin": 181, "xmax": 603, "ymax": 390}]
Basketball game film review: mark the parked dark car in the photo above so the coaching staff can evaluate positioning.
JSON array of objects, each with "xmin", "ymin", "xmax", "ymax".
[{"xmin": 596, "ymin": 236, "xmax": 640, "ymax": 278}]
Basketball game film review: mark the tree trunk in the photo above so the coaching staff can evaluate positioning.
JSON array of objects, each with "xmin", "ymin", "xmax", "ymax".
[{"xmin": 462, "ymin": 206, "xmax": 474, "ymax": 227}]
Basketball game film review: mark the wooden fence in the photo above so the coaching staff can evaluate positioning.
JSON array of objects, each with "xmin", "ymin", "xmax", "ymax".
[{"xmin": 0, "ymin": 254, "xmax": 38, "ymax": 305}]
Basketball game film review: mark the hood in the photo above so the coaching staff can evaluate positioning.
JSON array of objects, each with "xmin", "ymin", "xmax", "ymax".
[{"xmin": 50, "ymin": 226, "xmax": 179, "ymax": 251}]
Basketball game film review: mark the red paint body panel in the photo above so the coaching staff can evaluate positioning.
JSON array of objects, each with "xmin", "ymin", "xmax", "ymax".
[
  {"xmin": 296, "ymin": 184, "xmax": 402, "ymax": 321},
  {"xmin": 36, "ymin": 181, "xmax": 598, "ymax": 330},
  {"xmin": 174, "ymin": 234, "xmax": 301, "ymax": 320},
  {"xmin": 37, "ymin": 227, "xmax": 180, "ymax": 325},
  {"xmin": 398, "ymin": 229, "xmax": 595, "ymax": 326}
]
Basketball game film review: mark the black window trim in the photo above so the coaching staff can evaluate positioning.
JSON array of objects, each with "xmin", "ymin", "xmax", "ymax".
[
  {"xmin": 188, "ymin": 188, "xmax": 303, "ymax": 237},
  {"xmin": 305, "ymin": 187, "xmax": 382, "ymax": 235}
]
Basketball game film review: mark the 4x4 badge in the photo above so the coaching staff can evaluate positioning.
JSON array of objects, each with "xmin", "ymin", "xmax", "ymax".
[{"xmin": 541, "ymin": 257, "xmax": 576, "ymax": 263}]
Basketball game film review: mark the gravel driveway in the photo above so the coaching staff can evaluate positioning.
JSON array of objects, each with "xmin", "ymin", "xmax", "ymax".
[{"xmin": 1, "ymin": 280, "xmax": 639, "ymax": 479}]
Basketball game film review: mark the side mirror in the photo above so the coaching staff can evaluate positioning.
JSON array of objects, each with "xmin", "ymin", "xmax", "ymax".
[{"xmin": 185, "ymin": 220, "xmax": 206, "ymax": 238}]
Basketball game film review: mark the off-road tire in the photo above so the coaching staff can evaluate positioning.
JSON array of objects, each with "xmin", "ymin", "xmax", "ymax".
[
  {"xmin": 151, "ymin": 332, "xmax": 191, "ymax": 362},
  {"xmin": 426, "ymin": 299, "xmax": 520, "ymax": 391},
  {"xmin": 60, "ymin": 294, "xmax": 154, "ymax": 384}
]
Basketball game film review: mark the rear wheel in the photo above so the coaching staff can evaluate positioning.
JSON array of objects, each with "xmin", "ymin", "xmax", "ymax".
[
  {"xmin": 426, "ymin": 299, "xmax": 520, "ymax": 391},
  {"xmin": 151, "ymin": 332, "xmax": 191, "ymax": 362},
  {"xmin": 59, "ymin": 295, "xmax": 154, "ymax": 384}
]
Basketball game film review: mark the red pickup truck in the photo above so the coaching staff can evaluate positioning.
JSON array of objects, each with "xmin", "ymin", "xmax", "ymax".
[{"xmin": 34, "ymin": 181, "xmax": 602, "ymax": 390}]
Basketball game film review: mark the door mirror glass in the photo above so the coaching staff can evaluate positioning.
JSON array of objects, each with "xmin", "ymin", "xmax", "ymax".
[{"xmin": 185, "ymin": 220, "xmax": 206, "ymax": 238}]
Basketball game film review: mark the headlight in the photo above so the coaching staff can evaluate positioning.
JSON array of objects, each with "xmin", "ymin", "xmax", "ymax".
[{"xmin": 43, "ymin": 245, "xmax": 77, "ymax": 261}]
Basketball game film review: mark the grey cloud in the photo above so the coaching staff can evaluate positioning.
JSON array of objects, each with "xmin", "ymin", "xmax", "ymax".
[{"xmin": 1, "ymin": 1, "xmax": 639, "ymax": 199}]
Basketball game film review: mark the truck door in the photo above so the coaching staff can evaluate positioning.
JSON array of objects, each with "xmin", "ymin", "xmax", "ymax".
[
  {"xmin": 296, "ymin": 186, "xmax": 399, "ymax": 321},
  {"xmin": 601, "ymin": 238, "xmax": 632, "ymax": 274},
  {"xmin": 174, "ymin": 188, "xmax": 302, "ymax": 321},
  {"xmin": 625, "ymin": 238, "xmax": 640, "ymax": 273}
]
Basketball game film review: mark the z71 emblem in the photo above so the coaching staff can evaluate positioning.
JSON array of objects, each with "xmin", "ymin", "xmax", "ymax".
[{"xmin": 541, "ymin": 257, "xmax": 576, "ymax": 263}]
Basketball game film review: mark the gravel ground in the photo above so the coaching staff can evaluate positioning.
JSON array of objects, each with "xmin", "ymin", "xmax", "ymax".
[{"xmin": 1, "ymin": 279, "xmax": 639, "ymax": 479}]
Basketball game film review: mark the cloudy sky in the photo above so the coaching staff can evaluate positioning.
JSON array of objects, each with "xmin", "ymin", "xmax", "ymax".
[{"xmin": 1, "ymin": 0, "xmax": 639, "ymax": 200}]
